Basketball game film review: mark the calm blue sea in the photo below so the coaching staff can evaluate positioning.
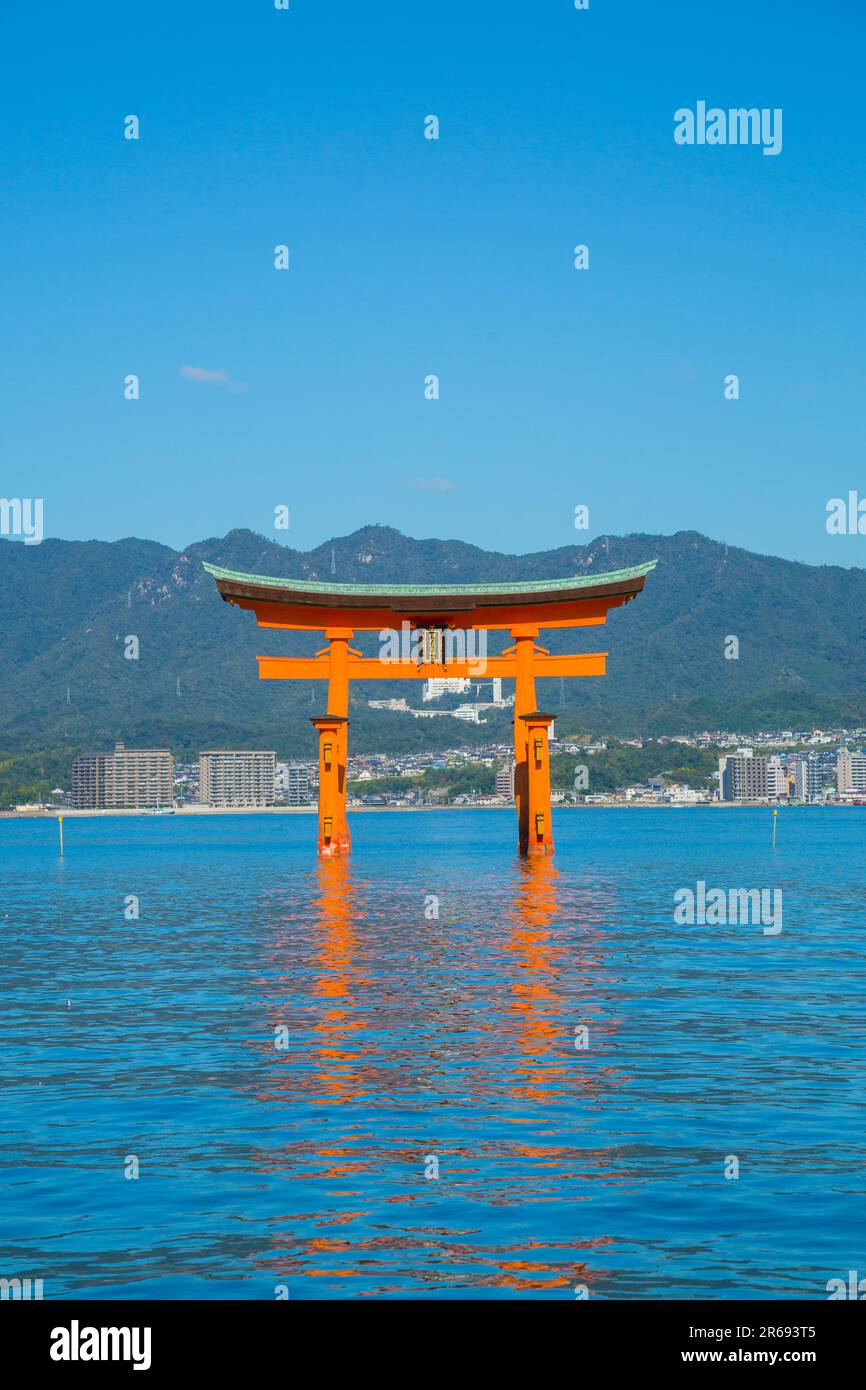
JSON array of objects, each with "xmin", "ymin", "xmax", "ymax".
[{"xmin": 1, "ymin": 808, "xmax": 864, "ymax": 1300}]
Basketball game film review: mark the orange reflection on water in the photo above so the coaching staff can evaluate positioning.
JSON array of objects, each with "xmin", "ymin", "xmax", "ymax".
[
  {"xmin": 253, "ymin": 857, "xmax": 373, "ymax": 1112},
  {"xmin": 309, "ymin": 856, "xmax": 369, "ymax": 1106},
  {"xmin": 246, "ymin": 848, "xmax": 630, "ymax": 1292},
  {"xmin": 503, "ymin": 854, "xmax": 624, "ymax": 1108},
  {"xmin": 504, "ymin": 856, "xmax": 567, "ymax": 1103}
]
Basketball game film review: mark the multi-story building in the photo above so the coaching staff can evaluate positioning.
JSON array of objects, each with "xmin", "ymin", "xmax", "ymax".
[
  {"xmin": 72, "ymin": 742, "xmax": 173, "ymax": 809},
  {"xmin": 791, "ymin": 753, "xmax": 823, "ymax": 802},
  {"xmin": 277, "ymin": 763, "xmax": 311, "ymax": 806},
  {"xmin": 451, "ymin": 704, "xmax": 487, "ymax": 724},
  {"xmin": 199, "ymin": 750, "xmax": 276, "ymax": 807},
  {"xmin": 71, "ymin": 756, "xmax": 101, "ymax": 808},
  {"xmin": 423, "ymin": 677, "xmax": 471, "ymax": 702},
  {"xmin": 836, "ymin": 750, "xmax": 866, "ymax": 796},
  {"xmin": 495, "ymin": 763, "xmax": 515, "ymax": 801},
  {"xmin": 720, "ymin": 752, "xmax": 768, "ymax": 802},
  {"xmin": 766, "ymin": 755, "xmax": 789, "ymax": 801},
  {"xmin": 286, "ymin": 765, "xmax": 311, "ymax": 806}
]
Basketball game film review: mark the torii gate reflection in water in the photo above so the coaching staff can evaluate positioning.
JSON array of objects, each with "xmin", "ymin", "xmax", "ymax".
[{"xmin": 204, "ymin": 559, "xmax": 655, "ymax": 856}]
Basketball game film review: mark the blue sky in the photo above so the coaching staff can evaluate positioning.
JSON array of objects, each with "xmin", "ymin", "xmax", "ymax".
[{"xmin": 2, "ymin": 0, "xmax": 865, "ymax": 564}]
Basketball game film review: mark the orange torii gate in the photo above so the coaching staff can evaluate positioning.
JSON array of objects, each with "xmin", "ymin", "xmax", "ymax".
[{"xmin": 203, "ymin": 559, "xmax": 655, "ymax": 857}]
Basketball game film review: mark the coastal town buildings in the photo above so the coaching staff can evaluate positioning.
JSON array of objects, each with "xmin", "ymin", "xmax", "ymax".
[
  {"xmin": 38, "ymin": 724, "xmax": 866, "ymax": 815},
  {"xmin": 715, "ymin": 746, "xmax": 866, "ymax": 803}
]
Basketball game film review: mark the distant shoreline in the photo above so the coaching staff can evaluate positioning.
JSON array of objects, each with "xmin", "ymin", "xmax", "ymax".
[{"xmin": 2, "ymin": 802, "xmax": 860, "ymax": 820}]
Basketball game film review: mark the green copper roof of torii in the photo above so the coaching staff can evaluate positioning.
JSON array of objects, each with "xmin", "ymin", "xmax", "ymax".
[{"xmin": 202, "ymin": 558, "xmax": 657, "ymax": 600}]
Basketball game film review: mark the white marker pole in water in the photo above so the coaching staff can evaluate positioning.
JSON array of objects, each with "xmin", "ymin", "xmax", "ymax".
[
  {"xmin": 58, "ymin": 814, "xmax": 64, "ymax": 857},
  {"xmin": 772, "ymin": 807, "xmax": 777, "ymax": 849}
]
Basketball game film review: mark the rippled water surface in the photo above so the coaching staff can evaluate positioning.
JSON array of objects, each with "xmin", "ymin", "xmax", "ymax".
[{"xmin": 1, "ymin": 808, "xmax": 864, "ymax": 1299}]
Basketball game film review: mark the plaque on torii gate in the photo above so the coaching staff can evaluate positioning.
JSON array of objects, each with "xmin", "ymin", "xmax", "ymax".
[{"xmin": 203, "ymin": 559, "xmax": 656, "ymax": 856}]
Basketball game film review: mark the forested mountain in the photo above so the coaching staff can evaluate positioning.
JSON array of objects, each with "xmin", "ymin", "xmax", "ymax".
[{"xmin": 2, "ymin": 526, "xmax": 864, "ymax": 800}]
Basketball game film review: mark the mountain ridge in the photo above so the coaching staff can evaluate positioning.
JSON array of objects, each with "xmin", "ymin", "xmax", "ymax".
[{"xmin": 2, "ymin": 526, "xmax": 865, "ymax": 801}]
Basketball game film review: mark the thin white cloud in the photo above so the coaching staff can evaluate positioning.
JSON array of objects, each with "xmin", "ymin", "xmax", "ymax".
[
  {"xmin": 407, "ymin": 475, "xmax": 457, "ymax": 494},
  {"xmin": 179, "ymin": 365, "xmax": 247, "ymax": 394}
]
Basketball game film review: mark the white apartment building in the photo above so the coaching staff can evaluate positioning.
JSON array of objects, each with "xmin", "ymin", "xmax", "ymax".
[
  {"xmin": 199, "ymin": 750, "xmax": 276, "ymax": 807},
  {"xmin": 286, "ymin": 764, "xmax": 311, "ymax": 806},
  {"xmin": 423, "ymin": 677, "xmax": 471, "ymax": 702},
  {"xmin": 276, "ymin": 762, "xmax": 312, "ymax": 805},
  {"xmin": 792, "ymin": 754, "xmax": 823, "ymax": 802}
]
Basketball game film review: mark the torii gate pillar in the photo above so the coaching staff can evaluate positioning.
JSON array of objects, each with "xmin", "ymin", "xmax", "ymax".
[
  {"xmin": 310, "ymin": 626, "xmax": 355, "ymax": 856},
  {"xmin": 510, "ymin": 625, "xmax": 541, "ymax": 855},
  {"xmin": 520, "ymin": 712, "xmax": 555, "ymax": 856},
  {"xmin": 311, "ymin": 715, "xmax": 350, "ymax": 856}
]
